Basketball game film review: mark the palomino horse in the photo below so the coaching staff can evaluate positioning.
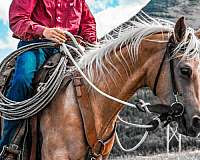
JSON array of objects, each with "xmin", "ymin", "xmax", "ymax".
[{"xmin": 40, "ymin": 16, "xmax": 200, "ymax": 160}]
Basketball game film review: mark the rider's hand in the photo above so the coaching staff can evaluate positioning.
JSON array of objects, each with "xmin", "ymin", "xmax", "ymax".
[{"xmin": 43, "ymin": 28, "xmax": 67, "ymax": 44}]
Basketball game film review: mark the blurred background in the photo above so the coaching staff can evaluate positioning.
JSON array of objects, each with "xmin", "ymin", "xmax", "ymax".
[
  {"xmin": 1, "ymin": 0, "xmax": 200, "ymax": 159},
  {"xmin": 110, "ymin": 0, "xmax": 200, "ymax": 159}
]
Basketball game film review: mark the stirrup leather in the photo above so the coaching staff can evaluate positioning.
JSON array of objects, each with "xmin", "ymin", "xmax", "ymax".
[{"xmin": 0, "ymin": 144, "xmax": 21, "ymax": 160}]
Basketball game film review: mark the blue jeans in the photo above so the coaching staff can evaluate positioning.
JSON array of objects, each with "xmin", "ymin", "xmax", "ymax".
[{"xmin": 0, "ymin": 40, "xmax": 58, "ymax": 151}]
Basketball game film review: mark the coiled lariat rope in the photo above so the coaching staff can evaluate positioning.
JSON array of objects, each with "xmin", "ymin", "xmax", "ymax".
[
  {"xmin": 0, "ymin": 42, "xmax": 67, "ymax": 120},
  {"xmin": 0, "ymin": 32, "xmax": 156, "ymax": 152}
]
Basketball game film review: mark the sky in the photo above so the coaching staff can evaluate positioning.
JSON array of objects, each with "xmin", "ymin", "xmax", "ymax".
[{"xmin": 0, "ymin": 0, "xmax": 150, "ymax": 61}]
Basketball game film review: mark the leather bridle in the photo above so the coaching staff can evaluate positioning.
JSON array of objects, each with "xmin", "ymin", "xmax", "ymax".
[{"xmin": 142, "ymin": 36, "xmax": 185, "ymax": 131}]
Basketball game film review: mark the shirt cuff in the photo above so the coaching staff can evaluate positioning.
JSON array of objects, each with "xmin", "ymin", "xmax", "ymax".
[{"xmin": 35, "ymin": 25, "xmax": 45, "ymax": 37}]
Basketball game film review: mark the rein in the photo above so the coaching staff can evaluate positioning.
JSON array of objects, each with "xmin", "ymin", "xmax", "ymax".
[
  {"xmin": 60, "ymin": 33, "xmax": 187, "ymax": 156},
  {"xmin": 60, "ymin": 33, "xmax": 187, "ymax": 154}
]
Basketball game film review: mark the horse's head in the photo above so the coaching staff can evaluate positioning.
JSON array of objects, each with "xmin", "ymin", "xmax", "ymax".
[{"xmin": 149, "ymin": 17, "xmax": 200, "ymax": 137}]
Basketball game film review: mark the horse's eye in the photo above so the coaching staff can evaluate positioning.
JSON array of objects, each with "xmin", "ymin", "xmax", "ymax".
[{"xmin": 180, "ymin": 67, "xmax": 192, "ymax": 78}]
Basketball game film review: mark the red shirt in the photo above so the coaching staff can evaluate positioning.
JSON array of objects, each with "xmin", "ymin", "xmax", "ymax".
[{"xmin": 9, "ymin": 0, "xmax": 97, "ymax": 43}]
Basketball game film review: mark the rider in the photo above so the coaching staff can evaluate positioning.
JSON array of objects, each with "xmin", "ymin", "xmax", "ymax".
[{"xmin": 0, "ymin": 0, "xmax": 96, "ymax": 154}]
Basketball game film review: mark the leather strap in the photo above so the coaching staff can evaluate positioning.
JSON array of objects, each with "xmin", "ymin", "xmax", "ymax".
[
  {"xmin": 153, "ymin": 48, "xmax": 167, "ymax": 95},
  {"xmin": 30, "ymin": 116, "xmax": 37, "ymax": 160},
  {"xmin": 153, "ymin": 36, "xmax": 176, "ymax": 95},
  {"xmin": 73, "ymin": 74, "xmax": 98, "ymax": 147},
  {"xmin": 169, "ymin": 47, "xmax": 179, "ymax": 95},
  {"xmin": 0, "ymin": 120, "xmax": 27, "ymax": 160},
  {"xmin": 73, "ymin": 71, "xmax": 115, "ymax": 158}
]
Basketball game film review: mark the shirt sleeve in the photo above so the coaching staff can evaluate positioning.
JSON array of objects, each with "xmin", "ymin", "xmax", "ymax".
[
  {"xmin": 9, "ymin": 0, "xmax": 45, "ymax": 40},
  {"xmin": 79, "ymin": 0, "xmax": 97, "ymax": 44}
]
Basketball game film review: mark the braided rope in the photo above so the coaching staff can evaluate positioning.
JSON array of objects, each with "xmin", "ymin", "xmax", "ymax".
[{"xmin": 115, "ymin": 131, "xmax": 149, "ymax": 152}]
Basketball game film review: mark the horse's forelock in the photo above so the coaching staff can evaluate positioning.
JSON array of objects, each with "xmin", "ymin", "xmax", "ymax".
[{"xmin": 173, "ymin": 28, "xmax": 200, "ymax": 61}]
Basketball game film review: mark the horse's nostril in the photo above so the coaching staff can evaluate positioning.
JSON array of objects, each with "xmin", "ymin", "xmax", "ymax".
[{"xmin": 192, "ymin": 116, "xmax": 200, "ymax": 129}]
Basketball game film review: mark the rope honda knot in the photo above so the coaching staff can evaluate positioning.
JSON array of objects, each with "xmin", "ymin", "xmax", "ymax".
[{"xmin": 135, "ymin": 99, "xmax": 151, "ymax": 113}]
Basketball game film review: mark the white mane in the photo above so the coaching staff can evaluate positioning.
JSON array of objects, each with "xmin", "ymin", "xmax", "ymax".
[{"xmin": 78, "ymin": 12, "xmax": 200, "ymax": 82}]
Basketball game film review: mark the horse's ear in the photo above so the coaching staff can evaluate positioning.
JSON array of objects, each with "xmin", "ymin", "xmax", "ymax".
[{"xmin": 174, "ymin": 17, "xmax": 186, "ymax": 42}]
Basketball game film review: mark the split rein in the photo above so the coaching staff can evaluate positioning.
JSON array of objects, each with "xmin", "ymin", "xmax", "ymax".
[{"xmin": 0, "ymin": 32, "xmax": 184, "ymax": 152}]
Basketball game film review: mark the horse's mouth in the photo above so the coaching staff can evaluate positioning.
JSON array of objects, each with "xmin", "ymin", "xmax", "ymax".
[{"xmin": 177, "ymin": 117, "xmax": 198, "ymax": 137}]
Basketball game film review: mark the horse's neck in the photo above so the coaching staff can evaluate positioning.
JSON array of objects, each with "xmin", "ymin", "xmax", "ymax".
[{"xmin": 86, "ymin": 38, "xmax": 167, "ymax": 137}]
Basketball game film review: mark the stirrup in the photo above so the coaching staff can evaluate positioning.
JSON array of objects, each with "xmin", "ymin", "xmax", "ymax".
[{"xmin": 0, "ymin": 144, "xmax": 21, "ymax": 160}]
